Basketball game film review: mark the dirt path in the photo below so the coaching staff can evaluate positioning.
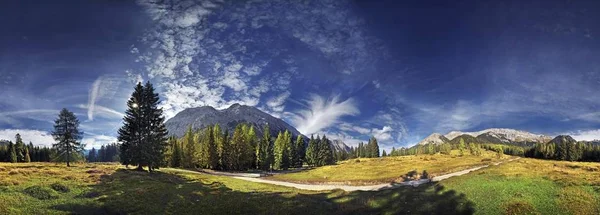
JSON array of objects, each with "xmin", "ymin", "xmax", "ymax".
[{"xmin": 168, "ymin": 157, "xmax": 520, "ymax": 192}]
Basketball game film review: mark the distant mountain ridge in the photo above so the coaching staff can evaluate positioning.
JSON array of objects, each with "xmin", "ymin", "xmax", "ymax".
[
  {"xmin": 165, "ymin": 104, "xmax": 351, "ymax": 153},
  {"xmin": 416, "ymin": 128, "xmax": 553, "ymax": 147}
]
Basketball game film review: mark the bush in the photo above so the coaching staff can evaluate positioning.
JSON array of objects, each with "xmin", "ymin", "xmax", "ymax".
[
  {"xmin": 421, "ymin": 170, "xmax": 430, "ymax": 179},
  {"xmin": 23, "ymin": 186, "xmax": 58, "ymax": 200},
  {"xmin": 50, "ymin": 183, "xmax": 70, "ymax": 193}
]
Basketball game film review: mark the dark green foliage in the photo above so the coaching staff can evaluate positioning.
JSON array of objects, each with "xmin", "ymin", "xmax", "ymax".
[
  {"xmin": 524, "ymin": 135, "xmax": 600, "ymax": 162},
  {"xmin": 50, "ymin": 183, "xmax": 70, "ymax": 193},
  {"xmin": 88, "ymin": 143, "xmax": 120, "ymax": 163},
  {"xmin": 256, "ymin": 124, "xmax": 271, "ymax": 170},
  {"xmin": 9, "ymin": 141, "xmax": 17, "ymax": 163},
  {"xmin": 305, "ymin": 135, "xmax": 318, "ymax": 167},
  {"xmin": 23, "ymin": 186, "xmax": 58, "ymax": 200},
  {"xmin": 293, "ymin": 135, "xmax": 305, "ymax": 168},
  {"xmin": 169, "ymin": 137, "xmax": 183, "ymax": 168},
  {"xmin": 52, "ymin": 108, "xmax": 84, "ymax": 167},
  {"xmin": 118, "ymin": 82, "xmax": 169, "ymax": 171}
]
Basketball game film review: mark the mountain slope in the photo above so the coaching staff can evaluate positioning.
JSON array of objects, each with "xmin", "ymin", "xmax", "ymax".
[
  {"xmin": 548, "ymin": 135, "xmax": 577, "ymax": 145},
  {"xmin": 417, "ymin": 133, "xmax": 449, "ymax": 145},
  {"xmin": 448, "ymin": 134, "xmax": 481, "ymax": 145},
  {"xmin": 165, "ymin": 104, "xmax": 351, "ymax": 153},
  {"xmin": 445, "ymin": 128, "xmax": 551, "ymax": 145},
  {"xmin": 166, "ymin": 103, "xmax": 303, "ymax": 139}
]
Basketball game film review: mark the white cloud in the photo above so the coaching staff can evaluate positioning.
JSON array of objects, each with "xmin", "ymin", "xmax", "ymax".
[
  {"xmin": 371, "ymin": 125, "xmax": 394, "ymax": 141},
  {"xmin": 86, "ymin": 76, "xmax": 122, "ymax": 121},
  {"xmin": 0, "ymin": 129, "xmax": 55, "ymax": 147},
  {"xmin": 292, "ymin": 94, "xmax": 359, "ymax": 135},
  {"xmin": 0, "ymin": 109, "xmax": 58, "ymax": 126},
  {"xmin": 568, "ymin": 129, "xmax": 600, "ymax": 141},
  {"xmin": 81, "ymin": 134, "xmax": 118, "ymax": 150},
  {"xmin": 266, "ymin": 91, "xmax": 291, "ymax": 112}
]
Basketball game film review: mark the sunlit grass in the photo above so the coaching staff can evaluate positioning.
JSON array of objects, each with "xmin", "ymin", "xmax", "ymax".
[
  {"xmin": 270, "ymin": 150, "xmax": 509, "ymax": 185},
  {"xmin": 440, "ymin": 158, "xmax": 600, "ymax": 215}
]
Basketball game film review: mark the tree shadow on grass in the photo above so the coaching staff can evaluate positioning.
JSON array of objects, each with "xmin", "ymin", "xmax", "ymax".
[{"xmin": 52, "ymin": 169, "xmax": 474, "ymax": 215}]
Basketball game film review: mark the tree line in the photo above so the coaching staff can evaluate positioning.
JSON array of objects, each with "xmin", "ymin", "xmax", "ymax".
[
  {"xmin": 165, "ymin": 123, "xmax": 347, "ymax": 171},
  {"xmin": 87, "ymin": 143, "xmax": 120, "ymax": 162},
  {"xmin": 525, "ymin": 141, "xmax": 600, "ymax": 162},
  {"xmin": 0, "ymin": 134, "xmax": 53, "ymax": 163},
  {"xmin": 386, "ymin": 138, "xmax": 485, "ymax": 157}
]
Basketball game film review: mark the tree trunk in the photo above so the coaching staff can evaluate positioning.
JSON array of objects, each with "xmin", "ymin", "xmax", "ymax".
[
  {"xmin": 136, "ymin": 164, "xmax": 144, "ymax": 171},
  {"xmin": 67, "ymin": 148, "xmax": 70, "ymax": 167}
]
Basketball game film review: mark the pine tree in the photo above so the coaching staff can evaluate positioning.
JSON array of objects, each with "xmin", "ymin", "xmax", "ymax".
[
  {"xmin": 88, "ymin": 148, "xmax": 97, "ymax": 162},
  {"xmin": 294, "ymin": 135, "xmax": 305, "ymax": 168},
  {"xmin": 382, "ymin": 150, "xmax": 387, "ymax": 157},
  {"xmin": 256, "ymin": 124, "xmax": 271, "ymax": 170},
  {"xmin": 230, "ymin": 124, "xmax": 251, "ymax": 170},
  {"xmin": 52, "ymin": 108, "xmax": 84, "ymax": 167},
  {"xmin": 24, "ymin": 146, "xmax": 31, "ymax": 163},
  {"xmin": 118, "ymin": 82, "xmax": 169, "ymax": 171},
  {"xmin": 369, "ymin": 137, "xmax": 380, "ymax": 158},
  {"xmin": 458, "ymin": 138, "xmax": 466, "ymax": 156},
  {"xmin": 202, "ymin": 126, "xmax": 218, "ymax": 169},
  {"xmin": 221, "ymin": 129, "xmax": 231, "ymax": 170},
  {"xmin": 213, "ymin": 124, "xmax": 224, "ymax": 169},
  {"xmin": 8, "ymin": 141, "xmax": 16, "ymax": 163},
  {"xmin": 316, "ymin": 135, "xmax": 334, "ymax": 166},
  {"xmin": 284, "ymin": 130, "xmax": 294, "ymax": 169},
  {"xmin": 169, "ymin": 137, "xmax": 182, "ymax": 167},
  {"xmin": 273, "ymin": 132, "xmax": 286, "ymax": 170},
  {"xmin": 246, "ymin": 126, "xmax": 257, "ymax": 169},
  {"xmin": 182, "ymin": 126, "xmax": 196, "ymax": 168},
  {"xmin": 14, "ymin": 134, "xmax": 25, "ymax": 162},
  {"xmin": 305, "ymin": 135, "xmax": 317, "ymax": 166}
]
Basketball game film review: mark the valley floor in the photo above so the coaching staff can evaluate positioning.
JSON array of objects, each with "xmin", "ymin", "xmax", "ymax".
[{"xmin": 1, "ymin": 155, "xmax": 599, "ymax": 215}]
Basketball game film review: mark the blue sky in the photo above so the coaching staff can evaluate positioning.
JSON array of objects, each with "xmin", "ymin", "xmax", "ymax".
[{"xmin": 1, "ymin": 0, "xmax": 600, "ymax": 151}]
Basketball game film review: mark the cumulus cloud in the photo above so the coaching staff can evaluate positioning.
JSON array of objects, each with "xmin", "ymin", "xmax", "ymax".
[
  {"xmin": 132, "ymin": 0, "xmax": 382, "ymax": 119},
  {"xmin": 81, "ymin": 134, "xmax": 118, "ymax": 150},
  {"xmin": 568, "ymin": 129, "xmax": 600, "ymax": 141},
  {"xmin": 0, "ymin": 129, "xmax": 55, "ymax": 147},
  {"xmin": 372, "ymin": 126, "xmax": 394, "ymax": 141},
  {"xmin": 292, "ymin": 95, "xmax": 359, "ymax": 135}
]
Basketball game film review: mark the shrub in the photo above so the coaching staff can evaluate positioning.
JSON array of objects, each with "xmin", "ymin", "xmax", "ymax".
[
  {"xmin": 23, "ymin": 186, "xmax": 58, "ymax": 200},
  {"xmin": 421, "ymin": 170, "xmax": 430, "ymax": 179},
  {"xmin": 50, "ymin": 183, "xmax": 70, "ymax": 193}
]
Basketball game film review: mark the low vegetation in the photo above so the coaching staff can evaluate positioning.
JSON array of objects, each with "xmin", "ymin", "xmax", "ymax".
[
  {"xmin": 269, "ymin": 150, "xmax": 510, "ymax": 185},
  {"xmin": 0, "ymin": 162, "xmax": 475, "ymax": 215},
  {"xmin": 440, "ymin": 158, "xmax": 600, "ymax": 215}
]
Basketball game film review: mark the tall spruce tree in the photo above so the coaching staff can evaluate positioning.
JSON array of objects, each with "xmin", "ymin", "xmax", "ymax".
[
  {"xmin": 52, "ymin": 108, "xmax": 84, "ymax": 167},
  {"xmin": 88, "ymin": 148, "xmax": 97, "ymax": 162},
  {"xmin": 305, "ymin": 135, "xmax": 317, "ymax": 167},
  {"xmin": 273, "ymin": 131, "xmax": 288, "ymax": 170},
  {"xmin": 294, "ymin": 135, "xmax": 305, "ymax": 168},
  {"xmin": 8, "ymin": 141, "xmax": 17, "ymax": 163},
  {"xmin": 24, "ymin": 146, "xmax": 31, "ymax": 163},
  {"xmin": 182, "ymin": 126, "xmax": 196, "ymax": 168},
  {"xmin": 256, "ymin": 124, "xmax": 271, "ymax": 170},
  {"xmin": 246, "ymin": 126, "xmax": 258, "ymax": 169},
  {"xmin": 118, "ymin": 82, "xmax": 169, "ymax": 171},
  {"xmin": 168, "ymin": 137, "xmax": 182, "ymax": 167},
  {"xmin": 15, "ymin": 134, "xmax": 25, "ymax": 162},
  {"xmin": 213, "ymin": 124, "xmax": 224, "ymax": 169}
]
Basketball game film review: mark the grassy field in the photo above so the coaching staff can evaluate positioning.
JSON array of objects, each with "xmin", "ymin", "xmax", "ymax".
[
  {"xmin": 1, "ymin": 157, "xmax": 599, "ymax": 214},
  {"xmin": 0, "ymin": 162, "xmax": 474, "ymax": 215},
  {"xmin": 440, "ymin": 158, "xmax": 600, "ymax": 215},
  {"xmin": 270, "ymin": 150, "xmax": 509, "ymax": 185}
]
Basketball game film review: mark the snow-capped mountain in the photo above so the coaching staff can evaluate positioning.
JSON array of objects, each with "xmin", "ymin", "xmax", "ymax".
[
  {"xmin": 444, "ymin": 128, "xmax": 552, "ymax": 144},
  {"xmin": 417, "ymin": 133, "xmax": 450, "ymax": 145}
]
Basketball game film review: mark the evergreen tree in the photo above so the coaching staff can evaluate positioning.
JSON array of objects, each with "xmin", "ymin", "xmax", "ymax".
[
  {"xmin": 256, "ymin": 124, "xmax": 271, "ymax": 171},
  {"xmin": 317, "ymin": 135, "xmax": 334, "ymax": 166},
  {"xmin": 201, "ymin": 126, "xmax": 218, "ymax": 169},
  {"xmin": 118, "ymin": 82, "xmax": 169, "ymax": 171},
  {"xmin": 8, "ymin": 141, "xmax": 16, "ymax": 163},
  {"xmin": 382, "ymin": 150, "xmax": 387, "ymax": 157},
  {"xmin": 24, "ymin": 146, "xmax": 31, "ymax": 163},
  {"xmin": 15, "ymin": 134, "xmax": 25, "ymax": 162},
  {"xmin": 221, "ymin": 129, "xmax": 231, "ymax": 170},
  {"xmin": 246, "ymin": 126, "xmax": 258, "ymax": 169},
  {"xmin": 51, "ymin": 108, "xmax": 84, "ymax": 167},
  {"xmin": 88, "ymin": 148, "xmax": 97, "ymax": 162},
  {"xmin": 305, "ymin": 135, "xmax": 317, "ymax": 167},
  {"xmin": 182, "ymin": 126, "xmax": 197, "ymax": 168},
  {"xmin": 294, "ymin": 135, "xmax": 305, "ymax": 167},
  {"xmin": 458, "ymin": 138, "xmax": 466, "ymax": 156},
  {"xmin": 368, "ymin": 137, "xmax": 380, "ymax": 158},
  {"xmin": 169, "ymin": 137, "xmax": 182, "ymax": 167},
  {"xmin": 273, "ymin": 131, "xmax": 289, "ymax": 170},
  {"xmin": 213, "ymin": 124, "xmax": 224, "ymax": 169}
]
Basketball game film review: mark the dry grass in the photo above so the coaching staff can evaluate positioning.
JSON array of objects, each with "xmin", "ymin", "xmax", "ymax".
[{"xmin": 270, "ymin": 150, "xmax": 510, "ymax": 185}]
